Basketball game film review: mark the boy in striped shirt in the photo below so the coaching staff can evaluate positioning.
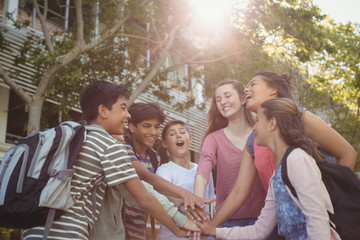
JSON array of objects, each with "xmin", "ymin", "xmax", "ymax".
[{"xmin": 23, "ymin": 81, "xmax": 190, "ymax": 240}]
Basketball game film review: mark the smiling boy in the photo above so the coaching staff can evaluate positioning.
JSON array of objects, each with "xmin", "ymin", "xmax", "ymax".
[
  {"xmin": 124, "ymin": 103, "xmax": 206, "ymax": 239},
  {"xmin": 23, "ymin": 81, "xmax": 188, "ymax": 240}
]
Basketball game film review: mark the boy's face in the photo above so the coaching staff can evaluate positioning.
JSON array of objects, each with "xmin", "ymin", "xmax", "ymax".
[
  {"xmin": 162, "ymin": 124, "xmax": 191, "ymax": 158},
  {"xmin": 129, "ymin": 118, "xmax": 161, "ymax": 148},
  {"xmin": 103, "ymin": 96, "xmax": 131, "ymax": 135}
]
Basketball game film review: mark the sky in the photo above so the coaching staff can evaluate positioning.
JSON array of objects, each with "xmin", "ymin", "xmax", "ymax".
[{"xmin": 312, "ymin": 0, "xmax": 360, "ymax": 24}]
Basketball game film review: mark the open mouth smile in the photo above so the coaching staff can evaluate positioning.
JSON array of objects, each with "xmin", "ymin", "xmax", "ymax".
[{"xmin": 176, "ymin": 140, "xmax": 185, "ymax": 147}]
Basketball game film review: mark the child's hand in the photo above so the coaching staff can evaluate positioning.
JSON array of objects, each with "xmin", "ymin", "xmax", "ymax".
[
  {"xmin": 186, "ymin": 205, "xmax": 210, "ymax": 221},
  {"xmin": 183, "ymin": 219, "xmax": 200, "ymax": 232},
  {"xmin": 195, "ymin": 219, "xmax": 216, "ymax": 237}
]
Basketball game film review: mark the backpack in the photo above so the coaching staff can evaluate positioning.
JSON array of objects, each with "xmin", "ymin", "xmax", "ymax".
[
  {"xmin": 0, "ymin": 121, "xmax": 103, "ymax": 238},
  {"xmin": 281, "ymin": 147, "xmax": 360, "ymax": 240}
]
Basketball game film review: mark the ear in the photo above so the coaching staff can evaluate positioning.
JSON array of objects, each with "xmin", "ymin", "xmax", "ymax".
[
  {"xmin": 241, "ymin": 97, "xmax": 247, "ymax": 105},
  {"xmin": 269, "ymin": 117, "xmax": 278, "ymax": 131},
  {"xmin": 189, "ymin": 135, "xmax": 193, "ymax": 144},
  {"xmin": 128, "ymin": 122, "xmax": 136, "ymax": 134},
  {"xmin": 98, "ymin": 104, "xmax": 108, "ymax": 119},
  {"xmin": 268, "ymin": 87, "xmax": 277, "ymax": 96},
  {"xmin": 161, "ymin": 140, "xmax": 168, "ymax": 149}
]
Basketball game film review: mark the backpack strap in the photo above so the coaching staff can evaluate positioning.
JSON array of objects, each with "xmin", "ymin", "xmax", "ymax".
[
  {"xmin": 280, "ymin": 146, "xmax": 298, "ymax": 199},
  {"xmin": 247, "ymin": 131, "xmax": 255, "ymax": 159}
]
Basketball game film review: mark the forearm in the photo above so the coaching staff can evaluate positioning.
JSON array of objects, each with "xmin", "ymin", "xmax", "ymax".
[
  {"xmin": 141, "ymin": 181, "xmax": 188, "ymax": 227},
  {"xmin": 194, "ymin": 174, "xmax": 208, "ymax": 197},
  {"xmin": 138, "ymin": 194, "xmax": 183, "ymax": 235}
]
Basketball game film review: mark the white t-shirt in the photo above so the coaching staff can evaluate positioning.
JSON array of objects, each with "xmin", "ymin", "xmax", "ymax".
[{"xmin": 156, "ymin": 161, "xmax": 215, "ymax": 240}]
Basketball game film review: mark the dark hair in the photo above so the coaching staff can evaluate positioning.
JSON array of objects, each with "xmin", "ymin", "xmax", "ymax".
[
  {"xmin": 80, "ymin": 81, "xmax": 129, "ymax": 122},
  {"xmin": 253, "ymin": 71, "xmax": 293, "ymax": 99},
  {"xmin": 260, "ymin": 98, "xmax": 323, "ymax": 160},
  {"xmin": 203, "ymin": 79, "xmax": 255, "ymax": 142},
  {"xmin": 161, "ymin": 120, "xmax": 188, "ymax": 140},
  {"xmin": 128, "ymin": 102, "xmax": 165, "ymax": 125}
]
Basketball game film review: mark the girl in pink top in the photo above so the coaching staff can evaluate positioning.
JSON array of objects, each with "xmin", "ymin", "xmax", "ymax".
[
  {"xmin": 194, "ymin": 80, "xmax": 266, "ymax": 227},
  {"xmin": 209, "ymin": 72, "xmax": 357, "ymax": 228},
  {"xmin": 196, "ymin": 98, "xmax": 341, "ymax": 239}
]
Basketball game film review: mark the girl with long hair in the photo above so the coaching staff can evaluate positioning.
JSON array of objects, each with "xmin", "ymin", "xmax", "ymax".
[
  {"xmin": 209, "ymin": 72, "xmax": 357, "ymax": 229},
  {"xmin": 194, "ymin": 80, "xmax": 266, "ymax": 228},
  {"xmin": 196, "ymin": 98, "xmax": 341, "ymax": 239}
]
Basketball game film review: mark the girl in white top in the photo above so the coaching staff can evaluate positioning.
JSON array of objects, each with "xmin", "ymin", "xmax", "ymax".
[
  {"xmin": 157, "ymin": 120, "xmax": 215, "ymax": 240},
  {"xmin": 196, "ymin": 98, "xmax": 341, "ymax": 240}
]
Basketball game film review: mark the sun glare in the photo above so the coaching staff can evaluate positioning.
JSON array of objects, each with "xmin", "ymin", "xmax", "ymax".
[
  {"xmin": 190, "ymin": 0, "xmax": 229, "ymax": 25},
  {"xmin": 190, "ymin": 0, "xmax": 248, "ymax": 26}
]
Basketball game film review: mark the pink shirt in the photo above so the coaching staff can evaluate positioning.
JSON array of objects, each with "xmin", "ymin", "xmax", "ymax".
[
  {"xmin": 253, "ymin": 137, "xmax": 276, "ymax": 192},
  {"xmin": 216, "ymin": 148, "xmax": 340, "ymax": 240},
  {"xmin": 196, "ymin": 129, "xmax": 266, "ymax": 219}
]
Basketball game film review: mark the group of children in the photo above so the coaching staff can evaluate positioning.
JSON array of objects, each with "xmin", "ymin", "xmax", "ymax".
[{"xmin": 21, "ymin": 71, "xmax": 357, "ymax": 239}]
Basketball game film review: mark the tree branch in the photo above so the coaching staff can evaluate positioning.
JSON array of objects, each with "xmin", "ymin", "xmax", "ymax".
[
  {"xmin": 33, "ymin": 0, "xmax": 54, "ymax": 52},
  {"xmin": 74, "ymin": 0, "xmax": 85, "ymax": 47},
  {"xmin": 160, "ymin": 48, "xmax": 250, "ymax": 74},
  {"xmin": 0, "ymin": 63, "xmax": 33, "ymax": 104},
  {"xmin": 128, "ymin": 30, "xmax": 176, "ymax": 105}
]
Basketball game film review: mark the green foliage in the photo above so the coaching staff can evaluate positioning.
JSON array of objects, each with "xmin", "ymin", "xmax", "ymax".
[{"xmin": 0, "ymin": 228, "xmax": 21, "ymax": 240}]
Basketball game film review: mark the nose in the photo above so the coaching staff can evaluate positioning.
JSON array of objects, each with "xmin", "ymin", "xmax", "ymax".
[{"xmin": 244, "ymin": 86, "xmax": 250, "ymax": 94}]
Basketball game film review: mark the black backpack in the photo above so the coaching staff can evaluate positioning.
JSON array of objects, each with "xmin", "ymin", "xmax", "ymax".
[{"xmin": 281, "ymin": 147, "xmax": 360, "ymax": 240}]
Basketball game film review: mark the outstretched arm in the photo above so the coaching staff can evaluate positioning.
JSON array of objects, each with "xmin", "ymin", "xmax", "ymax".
[
  {"xmin": 123, "ymin": 178, "xmax": 189, "ymax": 238},
  {"xmin": 131, "ymin": 160, "xmax": 205, "ymax": 211},
  {"xmin": 303, "ymin": 110, "xmax": 357, "ymax": 170},
  {"xmin": 194, "ymin": 174, "xmax": 208, "ymax": 198},
  {"xmin": 210, "ymin": 149, "xmax": 258, "ymax": 226}
]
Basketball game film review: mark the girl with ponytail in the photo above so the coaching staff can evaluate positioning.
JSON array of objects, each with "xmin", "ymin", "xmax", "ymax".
[{"xmin": 196, "ymin": 98, "xmax": 341, "ymax": 239}]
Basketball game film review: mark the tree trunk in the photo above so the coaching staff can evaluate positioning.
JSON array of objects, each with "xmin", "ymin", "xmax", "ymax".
[{"xmin": 27, "ymin": 97, "xmax": 44, "ymax": 135}]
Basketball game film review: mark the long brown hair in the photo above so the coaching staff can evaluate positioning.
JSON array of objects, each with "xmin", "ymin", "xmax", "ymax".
[
  {"xmin": 202, "ymin": 80, "xmax": 255, "ymax": 144},
  {"xmin": 260, "ymin": 98, "xmax": 323, "ymax": 160}
]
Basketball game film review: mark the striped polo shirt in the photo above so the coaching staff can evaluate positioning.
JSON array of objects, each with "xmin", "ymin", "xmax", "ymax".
[
  {"xmin": 22, "ymin": 125, "xmax": 138, "ymax": 240},
  {"xmin": 123, "ymin": 143, "xmax": 160, "ymax": 240}
]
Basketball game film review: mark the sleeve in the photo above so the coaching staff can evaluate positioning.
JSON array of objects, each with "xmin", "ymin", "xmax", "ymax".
[
  {"xmin": 156, "ymin": 164, "xmax": 173, "ymax": 182},
  {"xmin": 216, "ymin": 182, "xmax": 277, "ymax": 239},
  {"xmin": 112, "ymin": 181, "xmax": 188, "ymax": 227},
  {"xmin": 287, "ymin": 150, "xmax": 332, "ymax": 240},
  {"xmin": 196, "ymin": 134, "xmax": 218, "ymax": 182},
  {"xmin": 101, "ymin": 143, "xmax": 138, "ymax": 187},
  {"xmin": 141, "ymin": 181, "xmax": 188, "ymax": 227}
]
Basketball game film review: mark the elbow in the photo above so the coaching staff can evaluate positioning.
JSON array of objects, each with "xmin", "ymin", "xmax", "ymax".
[{"xmin": 338, "ymin": 148, "xmax": 357, "ymax": 170}]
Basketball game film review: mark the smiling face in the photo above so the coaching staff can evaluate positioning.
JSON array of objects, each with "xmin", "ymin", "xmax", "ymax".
[
  {"xmin": 244, "ymin": 75, "xmax": 278, "ymax": 113},
  {"xmin": 162, "ymin": 123, "xmax": 191, "ymax": 159},
  {"xmin": 215, "ymin": 83, "xmax": 243, "ymax": 120},
  {"xmin": 102, "ymin": 96, "xmax": 131, "ymax": 135},
  {"xmin": 129, "ymin": 118, "xmax": 161, "ymax": 148}
]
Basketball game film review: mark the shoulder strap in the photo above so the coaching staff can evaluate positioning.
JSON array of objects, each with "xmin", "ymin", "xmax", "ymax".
[
  {"xmin": 146, "ymin": 148, "xmax": 159, "ymax": 173},
  {"xmin": 124, "ymin": 136, "xmax": 159, "ymax": 172},
  {"xmin": 247, "ymin": 131, "xmax": 255, "ymax": 159},
  {"xmin": 281, "ymin": 146, "xmax": 298, "ymax": 198}
]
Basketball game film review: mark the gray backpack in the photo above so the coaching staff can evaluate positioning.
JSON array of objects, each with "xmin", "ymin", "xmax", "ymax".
[{"xmin": 0, "ymin": 121, "xmax": 103, "ymax": 239}]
